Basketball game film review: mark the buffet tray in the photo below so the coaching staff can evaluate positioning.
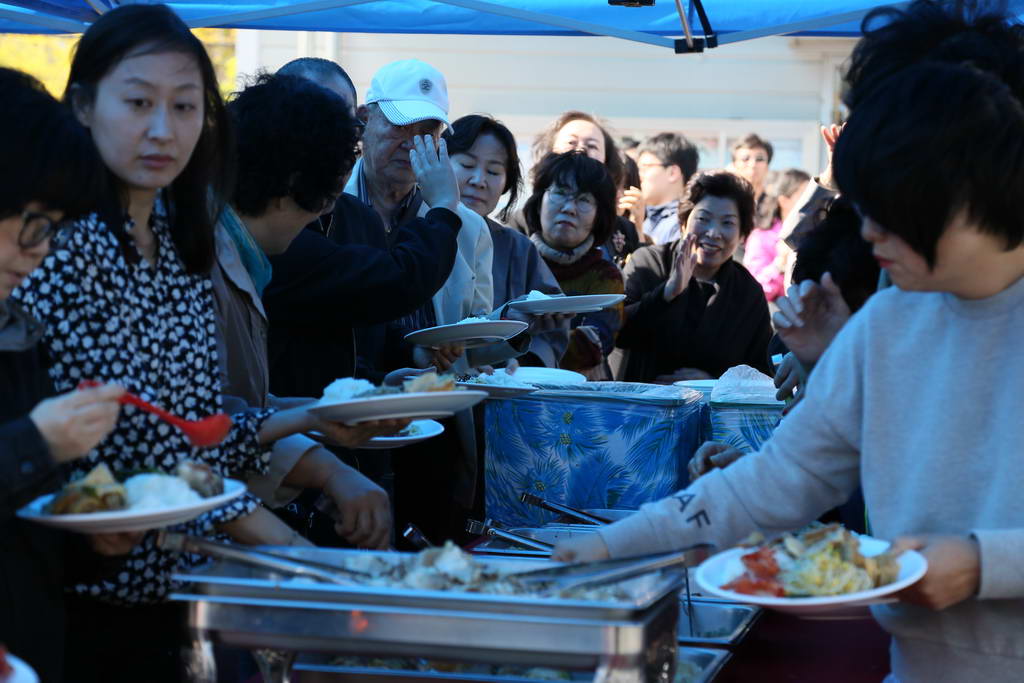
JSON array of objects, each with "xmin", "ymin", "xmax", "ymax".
[
  {"xmin": 468, "ymin": 528, "xmax": 756, "ymax": 643},
  {"xmin": 678, "ymin": 601, "xmax": 760, "ymax": 647},
  {"xmin": 173, "ymin": 547, "xmax": 683, "ymax": 619},
  {"xmin": 171, "ymin": 547, "xmax": 686, "ymax": 671},
  {"xmin": 292, "ymin": 647, "xmax": 731, "ymax": 683}
]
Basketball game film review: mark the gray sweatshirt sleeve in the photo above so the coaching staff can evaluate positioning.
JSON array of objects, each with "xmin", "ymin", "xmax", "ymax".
[
  {"xmin": 971, "ymin": 529, "xmax": 1024, "ymax": 599},
  {"xmin": 599, "ymin": 309, "xmax": 866, "ymax": 557}
]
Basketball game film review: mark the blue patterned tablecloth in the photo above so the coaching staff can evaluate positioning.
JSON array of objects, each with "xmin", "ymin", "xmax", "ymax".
[
  {"xmin": 484, "ymin": 382, "xmax": 708, "ymax": 528},
  {"xmin": 709, "ymin": 401, "xmax": 784, "ymax": 453}
]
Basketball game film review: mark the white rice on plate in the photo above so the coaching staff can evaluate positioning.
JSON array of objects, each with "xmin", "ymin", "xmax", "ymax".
[
  {"xmin": 124, "ymin": 474, "xmax": 201, "ymax": 510},
  {"xmin": 321, "ymin": 377, "xmax": 377, "ymax": 402}
]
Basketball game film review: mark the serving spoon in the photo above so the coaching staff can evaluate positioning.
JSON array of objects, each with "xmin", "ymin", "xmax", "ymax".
[{"xmin": 78, "ymin": 379, "xmax": 231, "ymax": 447}]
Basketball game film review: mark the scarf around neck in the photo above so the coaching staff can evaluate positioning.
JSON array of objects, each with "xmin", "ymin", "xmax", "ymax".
[
  {"xmin": 0, "ymin": 300, "xmax": 44, "ymax": 352},
  {"xmin": 530, "ymin": 232, "xmax": 595, "ymax": 265},
  {"xmin": 219, "ymin": 205, "xmax": 273, "ymax": 296}
]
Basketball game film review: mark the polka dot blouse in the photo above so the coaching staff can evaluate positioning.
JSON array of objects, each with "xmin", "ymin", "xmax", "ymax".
[{"xmin": 13, "ymin": 208, "xmax": 275, "ymax": 605}]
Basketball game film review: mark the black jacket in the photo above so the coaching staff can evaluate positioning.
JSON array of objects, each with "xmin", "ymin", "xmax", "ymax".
[
  {"xmin": 612, "ymin": 241, "xmax": 772, "ymax": 382},
  {"xmin": 0, "ymin": 337, "xmax": 65, "ymax": 682},
  {"xmin": 263, "ymin": 193, "xmax": 460, "ymax": 398}
]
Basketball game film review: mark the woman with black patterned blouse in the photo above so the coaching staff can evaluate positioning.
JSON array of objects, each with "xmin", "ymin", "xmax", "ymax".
[{"xmin": 11, "ymin": 6, "xmax": 359, "ymax": 681}]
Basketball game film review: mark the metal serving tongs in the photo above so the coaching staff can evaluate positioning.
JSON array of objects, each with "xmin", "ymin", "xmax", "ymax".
[
  {"xmin": 465, "ymin": 519, "xmax": 555, "ymax": 553},
  {"xmin": 519, "ymin": 492, "xmax": 613, "ymax": 525},
  {"xmin": 511, "ymin": 545, "xmax": 712, "ymax": 593},
  {"xmin": 158, "ymin": 531, "xmax": 373, "ymax": 585}
]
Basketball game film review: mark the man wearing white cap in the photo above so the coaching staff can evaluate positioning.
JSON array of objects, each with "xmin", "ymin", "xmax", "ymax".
[
  {"xmin": 345, "ymin": 60, "xmax": 514, "ymax": 544},
  {"xmin": 345, "ymin": 58, "xmax": 493, "ymax": 334}
]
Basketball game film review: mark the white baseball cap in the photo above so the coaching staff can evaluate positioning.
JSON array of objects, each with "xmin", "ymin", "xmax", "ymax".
[{"xmin": 365, "ymin": 59, "xmax": 450, "ymax": 129}]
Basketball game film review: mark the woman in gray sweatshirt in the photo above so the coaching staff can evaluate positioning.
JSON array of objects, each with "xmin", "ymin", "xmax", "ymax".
[{"xmin": 555, "ymin": 56, "xmax": 1024, "ymax": 683}]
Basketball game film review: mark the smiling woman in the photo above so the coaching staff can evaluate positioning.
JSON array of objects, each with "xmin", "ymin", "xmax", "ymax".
[{"xmin": 612, "ymin": 171, "xmax": 772, "ymax": 383}]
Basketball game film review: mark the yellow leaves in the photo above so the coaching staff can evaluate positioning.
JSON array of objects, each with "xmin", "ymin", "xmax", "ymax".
[{"xmin": 0, "ymin": 28, "xmax": 237, "ymax": 99}]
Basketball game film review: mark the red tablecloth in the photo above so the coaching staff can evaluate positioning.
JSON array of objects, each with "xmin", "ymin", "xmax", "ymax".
[{"xmin": 716, "ymin": 611, "xmax": 891, "ymax": 682}]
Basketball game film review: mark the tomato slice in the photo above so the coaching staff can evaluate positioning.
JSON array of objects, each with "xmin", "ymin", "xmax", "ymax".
[
  {"xmin": 740, "ymin": 547, "xmax": 780, "ymax": 579},
  {"xmin": 723, "ymin": 573, "xmax": 785, "ymax": 597}
]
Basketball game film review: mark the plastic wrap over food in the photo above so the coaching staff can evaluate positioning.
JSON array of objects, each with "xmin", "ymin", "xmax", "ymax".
[{"xmin": 709, "ymin": 365, "xmax": 783, "ymax": 406}]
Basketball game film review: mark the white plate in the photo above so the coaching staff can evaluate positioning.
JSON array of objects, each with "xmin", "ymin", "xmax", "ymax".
[
  {"xmin": 510, "ymin": 367, "xmax": 587, "ymax": 385},
  {"xmin": 455, "ymin": 381, "xmax": 537, "ymax": 399},
  {"xmin": 404, "ymin": 320, "xmax": 528, "ymax": 349},
  {"xmin": 674, "ymin": 380, "xmax": 717, "ymax": 391},
  {"xmin": 694, "ymin": 535, "xmax": 927, "ymax": 616},
  {"xmin": 309, "ymin": 391, "xmax": 487, "ymax": 425},
  {"xmin": 358, "ymin": 419, "xmax": 445, "ymax": 450},
  {"xmin": 507, "ymin": 294, "xmax": 625, "ymax": 315},
  {"xmin": 3, "ymin": 653, "xmax": 39, "ymax": 683},
  {"xmin": 16, "ymin": 479, "xmax": 247, "ymax": 534}
]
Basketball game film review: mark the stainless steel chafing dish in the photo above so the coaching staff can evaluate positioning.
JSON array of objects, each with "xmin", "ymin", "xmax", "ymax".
[
  {"xmin": 292, "ymin": 645, "xmax": 731, "ymax": 682},
  {"xmin": 471, "ymin": 527, "xmax": 759, "ymax": 647},
  {"xmin": 171, "ymin": 546, "xmax": 687, "ymax": 683}
]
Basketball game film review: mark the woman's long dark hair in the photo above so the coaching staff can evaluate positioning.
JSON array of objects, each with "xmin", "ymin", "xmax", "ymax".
[{"xmin": 65, "ymin": 4, "xmax": 232, "ymax": 274}]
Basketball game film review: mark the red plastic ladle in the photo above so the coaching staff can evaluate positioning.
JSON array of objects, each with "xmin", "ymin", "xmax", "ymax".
[{"xmin": 78, "ymin": 380, "xmax": 232, "ymax": 447}]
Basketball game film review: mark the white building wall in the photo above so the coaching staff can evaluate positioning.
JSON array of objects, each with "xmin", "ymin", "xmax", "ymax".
[{"xmin": 235, "ymin": 30, "xmax": 854, "ymax": 177}]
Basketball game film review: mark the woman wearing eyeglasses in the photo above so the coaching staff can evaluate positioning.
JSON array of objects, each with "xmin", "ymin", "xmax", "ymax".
[
  {"xmin": 0, "ymin": 67, "xmax": 128, "ymax": 683},
  {"xmin": 522, "ymin": 152, "xmax": 624, "ymax": 378}
]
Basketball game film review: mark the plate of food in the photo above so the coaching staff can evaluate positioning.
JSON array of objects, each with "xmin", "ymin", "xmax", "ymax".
[
  {"xmin": 510, "ymin": 367, "xmax": 587, "ymax": 386},
  {"xmin": 309, "ymin": 374, "xmax": 487, "ymax": 425},
  {"xmin": 456, "ymin": 369, "xmax": 538, "ymax": 398},
  {"xmin": 694, "ymin": 524, "xmax": 927, "ymax": 616},
  {"xmin": 0, "ymin": 648, "xmax": 38, "ymax": 683},
  {"xmin": 16, "ymin": 461, "xmax": 246, "ymax": 534},
  {"xmin": 358, "ymin": 419, "xmax": 445, "ymax": 450},
  {"xmin": 404, "ymin": 317, "xmax": 528, "ymax": 349},
  {"xmin": 506, "ymin": 291, "xmax": 625, "ymax": 315}
]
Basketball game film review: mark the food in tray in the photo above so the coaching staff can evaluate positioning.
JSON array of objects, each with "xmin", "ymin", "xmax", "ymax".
[
  {"xmin": 320, "ymin": 372, "xmax": 456, "ymax": 403},
  {"xmin": 524, "ymin": 290, "xmax": 553, "ymax": 301},
  {"xmin": 722, "ymin": 523, "xmax": 900, "ymax": 597},
  {"xmin": 465, "ymin": 369, "xmax": 535, "ymax": 388},
  {"xmin": 46, "ymin": 460, "xmax": 225, "ymax": 515},
  {"xmin": 456, "ymin": 315, "xmax": 492, "ymax": 324},
  {"xmin": 300, "ymin": 541, "xmax": 632, "ymax": 601}
]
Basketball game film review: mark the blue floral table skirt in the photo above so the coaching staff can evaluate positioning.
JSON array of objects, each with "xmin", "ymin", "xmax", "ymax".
[{"xmin": 484, "ymin": 382, "xmax": 708, "ymax": 528}]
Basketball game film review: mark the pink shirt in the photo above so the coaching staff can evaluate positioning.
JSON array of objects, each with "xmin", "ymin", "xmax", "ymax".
[{"xmin": 742, "ymin": 218, "xmax": 785, "ymax": 301}]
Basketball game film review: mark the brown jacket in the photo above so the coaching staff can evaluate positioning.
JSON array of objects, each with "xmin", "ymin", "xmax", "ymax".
[{"xmin": 211, "ymin": 223, "xmax": 318, "ymax": 507}]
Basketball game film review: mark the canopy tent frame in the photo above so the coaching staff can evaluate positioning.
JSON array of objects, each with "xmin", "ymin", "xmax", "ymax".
[{"xmin": 3, "ymin": 0, "xmax": 1018, "ymax": 49}]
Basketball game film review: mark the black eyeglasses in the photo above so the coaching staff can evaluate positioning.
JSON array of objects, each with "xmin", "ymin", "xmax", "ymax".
[{"xmin": 17, "ymin": 211, "xmax": 60, "ymax": 249}]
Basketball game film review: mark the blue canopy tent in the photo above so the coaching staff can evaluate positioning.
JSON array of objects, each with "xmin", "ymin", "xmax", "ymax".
[{"xmin": 0, "ymin": 0, "xmax": 953, "ymax": 47}]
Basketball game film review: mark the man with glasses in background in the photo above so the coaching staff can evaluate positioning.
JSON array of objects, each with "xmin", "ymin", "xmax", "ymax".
[{"xmin": 636, "ymin": 132, "xmax": 700, "ymax": 246}]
